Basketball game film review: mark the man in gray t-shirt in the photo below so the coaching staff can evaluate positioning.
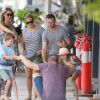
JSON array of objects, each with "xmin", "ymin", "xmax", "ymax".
[{"xmin": 42, "ymin": 14, "xmax": 71, "ymax": 64}]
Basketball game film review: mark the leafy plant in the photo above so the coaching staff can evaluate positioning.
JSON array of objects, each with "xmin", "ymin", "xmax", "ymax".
[
  {"xmin": 14, "ymin": 8, "xmax": 44, "ymax": 24},
  {"xmin": 84, "ymin": 0, "xmax": 100, "ymax": 23},
  {"xmin": 31, "ymin": 9, "xmax": 44, "ymax": 24},
  {"xmin": 14, "ymin": 8, "xmax": 30, "ymax": 23}
]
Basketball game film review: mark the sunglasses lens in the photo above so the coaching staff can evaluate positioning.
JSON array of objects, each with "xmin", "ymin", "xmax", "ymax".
[
  {"xmin": 6, "ymin": 13, "xmax": 13, "ymax": 16},
  {"xmin": 26, "ymin": 21, "xmax": 34, "ymax": 24}
]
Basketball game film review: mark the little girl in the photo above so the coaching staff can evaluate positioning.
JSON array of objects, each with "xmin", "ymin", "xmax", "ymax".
[{"xmin": 58, "ymin": 48, "xmax": 81, "ymax": 100}]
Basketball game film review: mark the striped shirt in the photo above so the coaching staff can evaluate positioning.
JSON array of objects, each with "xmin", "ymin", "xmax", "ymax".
[{"xmin": 22, "ymin": 26, "xmax": 44, "ymax": 58}]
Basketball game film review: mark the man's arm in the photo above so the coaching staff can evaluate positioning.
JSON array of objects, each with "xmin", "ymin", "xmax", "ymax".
[
  {"xmin": 65, "ymin": 37, "xmax": 71, "ymax": 46},
  {"xmin": 57, "ymin": 40, "xmax": 66, "ymax": 47},
  {"xmin": 62, "ymin": 27, "xmax": 71, "ymax": 47},
  {"xmin": 14, "ymin": 55, "xmax": 40, "ymax": 70},
  {"xmin": 42, "ymin": 42, "xmax": 48, "ymax": 64}
]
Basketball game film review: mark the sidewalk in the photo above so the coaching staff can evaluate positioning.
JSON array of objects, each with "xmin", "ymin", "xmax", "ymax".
[
  {"xmin": 66, "ymin": 78, "xmax": 90, "ymax": 100},
  {"xmin": 11, "ymin": 71, "xmax": 35, "ymax": 100},
  {"xmin": 1, "ymin": 71, "xmax": 92, "ymax": 100}
]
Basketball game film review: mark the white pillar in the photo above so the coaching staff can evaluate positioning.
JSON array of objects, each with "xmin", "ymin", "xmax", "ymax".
[{"xmin": 44, "ymin": 0, "xmax": 51, "ymax": 15}]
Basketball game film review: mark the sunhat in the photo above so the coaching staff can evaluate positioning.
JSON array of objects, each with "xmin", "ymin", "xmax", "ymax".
[{"xmin": 57, "ymin": 48, "xmax": 70, "ymax": 55}]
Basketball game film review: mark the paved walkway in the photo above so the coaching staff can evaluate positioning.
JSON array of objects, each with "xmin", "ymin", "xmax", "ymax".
[{"xmin": 2, "ymin": 71, "xmax": 91, "ymax": 100}]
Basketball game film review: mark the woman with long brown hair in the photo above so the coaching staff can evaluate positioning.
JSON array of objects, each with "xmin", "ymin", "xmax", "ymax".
[{"xmin": 0, "ymin": 7, "xmax": 17, "ymax": 42}]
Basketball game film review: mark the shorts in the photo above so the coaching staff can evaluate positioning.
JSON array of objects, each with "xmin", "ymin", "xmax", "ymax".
[
  {"xmin": 27, "ymin": 55, "xmax": 42, "ymax": 63},
  {"xmin": 0, "ymin": 69, "xmax": 14, "ymax": 80},
  {"xmin": 33, "ymin": 75, "xmax": 43, "ymax": 97},
  {"xmin": 76, "ymin": 65, "xmax": 81, "ymax": 74}
]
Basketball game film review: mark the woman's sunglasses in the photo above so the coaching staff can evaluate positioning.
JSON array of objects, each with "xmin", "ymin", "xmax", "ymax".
[
  {"xmin": 26, "ymin": 20, "xmax": 34, "ymax": 25},
  {"xmin": 5, "ymin": 13, "xmax": 13, "ymax": 16}
]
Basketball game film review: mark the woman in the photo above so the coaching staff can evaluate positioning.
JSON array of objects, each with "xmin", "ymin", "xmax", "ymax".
[
  {"xmin": 22, "ymin": 14, "xmax": 44, "ymax": 100},
  {"xmin": 0, "ymin": 7, "xmax": 17, "ymax": 40}
]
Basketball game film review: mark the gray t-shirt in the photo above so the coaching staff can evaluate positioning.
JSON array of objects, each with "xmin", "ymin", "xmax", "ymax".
[
  {"xmin": 22, "ymin": 26, "xmax": 44, "ymax": 58},
  {"xmin": 42, "ymin": 26, "xmax": 69, "ymax": 55},
  {"xmin": 38, "ymin": 63, "xmax": 69, "ymax": 100}
]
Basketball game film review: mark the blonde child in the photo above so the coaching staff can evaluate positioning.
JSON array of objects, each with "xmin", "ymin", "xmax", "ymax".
[
  {"xmin": 58, "ymin": 48, "xmax": 81, "ymax": 100},
  {"xmin": 0, "ymin": 33, "xmax": 19, "ymax": 100}
]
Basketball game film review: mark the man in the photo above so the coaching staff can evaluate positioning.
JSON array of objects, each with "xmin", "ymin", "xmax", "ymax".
[
  {"xmin": 42, "ymin": 14, "xmax": 71, "ymax": 63},
  {"xmin": 14, "ymin": 54, "xmax": 70, "ymax": 100}
]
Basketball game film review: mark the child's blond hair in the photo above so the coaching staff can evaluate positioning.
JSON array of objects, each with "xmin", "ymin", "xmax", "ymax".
[{"xmin": 4, "ymin": 33, "xmax": 15, "ymax": 42}]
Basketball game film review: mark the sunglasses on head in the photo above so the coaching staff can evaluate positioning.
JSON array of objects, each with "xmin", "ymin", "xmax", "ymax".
[
  {"xmin": 5, "ymin": 13, "xmax": 13, "ymax": 16},
  {"xmin": 26, "ymin": 20, "xmax": 34, "ymax": 25}
]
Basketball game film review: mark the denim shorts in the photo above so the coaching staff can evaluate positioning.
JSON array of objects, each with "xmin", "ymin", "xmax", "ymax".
[
  {"xmin": 33, "ymin": 76, "xmax": 43, "ymax": 97},
  {"xmin": 0, "ymin": 69, "xmax": 14, "ymax": 80},
  {"xmin": 28, "ymin": 55, "xmax": 42, "ymax": 63},
  {"xmin": 76, "ymin": 65, "xmax": 81, "ymax": 74}
]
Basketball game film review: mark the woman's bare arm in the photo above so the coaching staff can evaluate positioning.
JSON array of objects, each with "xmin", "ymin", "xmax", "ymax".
[
  {"xmin": 0, "ymin": 23, "xmax": 11, "ymax": 33},
  {"xmin": 0, "ymin": 23, "xmax": 17, "ymax": 38}
]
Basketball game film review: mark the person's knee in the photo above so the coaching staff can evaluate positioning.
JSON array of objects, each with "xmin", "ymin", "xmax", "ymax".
[
  {"xmin": 71, "ymin": 76, "xmax": 76, "ymax": 82},
  {"xmin": 26, "ymin": 69, "xmax": 32, "ymax": 79},
  {"xmin": 27, "ymin": 74, "xmax": 32, "ymax": 80},
  {"xmin": 26, "ymin": 70, "xmax": 32, "ymax": 78},
  {"xmin": 7, "ymin": 80, "xmax": 12, "ymax": 85}
]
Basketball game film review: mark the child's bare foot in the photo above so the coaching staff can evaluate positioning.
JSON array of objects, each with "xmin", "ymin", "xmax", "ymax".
[
  {"xmin": 35, "ymin": 97, "xmax": 41, "ymax": 100},
  {"xmin": 3, "ymin": 95, "xmax": 10, "ymax": 100},
  {"xmin": 16, "ymin": 98, "xmax": 19, "ymax": 100},
  {"xmin": 25, "ymin": 97, "xmax": 32, "ymax": 100},
  {"xmin": 0, "ymin": 96, "xmax": 2, "ymax": 100},
  {"xmin": 75, "ymin": 97, "xmax": 79, "ymax": 100}
]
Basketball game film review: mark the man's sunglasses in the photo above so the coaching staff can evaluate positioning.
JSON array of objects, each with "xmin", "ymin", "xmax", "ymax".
[
  {"xmin": 26, "ymin": 20, "xmax": 34, "ymax": 25},
  {"xmin": 5, "ymin": 13, "xmax": 13, "ymax": 16}
]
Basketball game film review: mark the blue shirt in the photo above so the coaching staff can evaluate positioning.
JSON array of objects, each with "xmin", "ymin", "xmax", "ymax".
[{"xmin": 0, "ymin": 45, "xmax": 14, "ymax": 70}]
